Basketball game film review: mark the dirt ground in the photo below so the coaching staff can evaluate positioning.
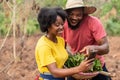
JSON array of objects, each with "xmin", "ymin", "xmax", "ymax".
[{"xmin": 0, "ymin": 33, "xmax": 120, "ymax": 80}]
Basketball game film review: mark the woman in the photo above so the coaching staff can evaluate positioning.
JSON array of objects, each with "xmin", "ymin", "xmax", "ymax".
[{"xmin": 35, "ymin": 7, "xmax": 94, "ymax": 80}]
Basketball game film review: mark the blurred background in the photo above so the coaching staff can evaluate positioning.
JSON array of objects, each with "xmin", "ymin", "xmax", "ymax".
[
  {"xmin": 0, "ymin": 0, "xmax": 120, "ymax": 36},
  {"xmin": 0, "ymin": 0, "xmax": 120, "ymax": 80}
]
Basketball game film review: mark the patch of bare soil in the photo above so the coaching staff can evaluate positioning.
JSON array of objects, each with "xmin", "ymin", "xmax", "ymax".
[
  {"xmin": 104, "ymin": 36, "xmax": 120, "ymax": 80},
  {"xmin": 0, "ymin": 34, "xmax": 119, "ymax": 80}
]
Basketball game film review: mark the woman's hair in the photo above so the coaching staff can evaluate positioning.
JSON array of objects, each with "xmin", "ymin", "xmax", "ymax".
[{"xmin": 37, "ymin": 7, "xmax": 67, "ymax": 32}]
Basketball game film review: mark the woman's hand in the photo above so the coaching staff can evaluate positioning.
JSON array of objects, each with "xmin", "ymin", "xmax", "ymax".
[{"xmin": 77, "ymin": 58, "xmax": 94, "ymax": 72}]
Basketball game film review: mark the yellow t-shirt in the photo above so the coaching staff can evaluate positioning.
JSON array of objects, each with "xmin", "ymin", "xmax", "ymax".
[{"xmin": 35, "ymin": 35, "xmax": 68, "ymax": 73}]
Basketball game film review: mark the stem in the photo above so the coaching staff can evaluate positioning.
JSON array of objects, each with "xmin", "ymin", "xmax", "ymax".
[{"xmin": 13, "ymin": 0, "xmax": 16, "ymax": 59}]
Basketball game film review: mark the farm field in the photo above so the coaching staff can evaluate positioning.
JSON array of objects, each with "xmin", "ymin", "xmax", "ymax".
[{"xmin": 0, "ymin": 34, "xmax": 120, "ymax": 80}]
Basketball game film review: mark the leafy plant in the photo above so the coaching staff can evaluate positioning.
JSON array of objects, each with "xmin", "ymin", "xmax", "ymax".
[
  {"xmin": 26, "ymin": 19, "xmax": 39, "ymax": 36},
  {"xmin": 64, "ymin": 53, "xmax": 102, "ymax": 72},
  {"xmin": 100, "ymin": 2, "xmax": 112, "ymax": 17},
  {"xmin": 65, "ymin": 53, "xmax": 85, "ymax": 68},
  {"xmin": 106, "ymin": 18, "xmax": 120, "ymax": 36},
  {"xmin": 0, "ymin": 13, "xmax": 9, "ymax": 36}
]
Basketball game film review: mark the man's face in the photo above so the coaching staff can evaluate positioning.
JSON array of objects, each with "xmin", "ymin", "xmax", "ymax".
[{"xmin": 67, "ymin": 8, "xmax": 84, "ymax": 29}]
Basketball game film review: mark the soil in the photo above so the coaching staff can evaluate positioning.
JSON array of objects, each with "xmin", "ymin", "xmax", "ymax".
[{"xmin": 0, "ymin": 33, "xmax": 120, "ymax": 80}]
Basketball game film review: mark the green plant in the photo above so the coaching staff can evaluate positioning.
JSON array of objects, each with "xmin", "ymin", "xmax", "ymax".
[
  {"xmin": 26, "ymin": 19, "xmax": 39, "ymax": 36},
  {"xmin": 64, "ymin": 53, "xmax": 102, "ymax": 72},
  {"xmin": 100, "ymin": 3, "xmax": 112, "ymax": 17},
  {"xmin": 65, "ymin": 53, "xmax": 85, "ymax": 68},
  {"xmin": 37, "ymin": 0, "xmax": 67, "ymax": 8},
  {"xmin": 106, "ymin": 18, "xmax": 120, "ymax": 36},
  {"xmin": 0, "ymin": 13, "xmax": 9, "ymax": 36}
]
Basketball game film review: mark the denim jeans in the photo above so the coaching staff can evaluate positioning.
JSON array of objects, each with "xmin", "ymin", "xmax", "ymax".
[{"xmin": 40, "ymin": 73, "xmax": 65, "ymax": 80}]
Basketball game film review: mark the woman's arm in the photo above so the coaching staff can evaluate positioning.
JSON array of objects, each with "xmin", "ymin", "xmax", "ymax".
[{"xmin": 47, "ymin": 59, "xmax": 94, "ymax": 78}]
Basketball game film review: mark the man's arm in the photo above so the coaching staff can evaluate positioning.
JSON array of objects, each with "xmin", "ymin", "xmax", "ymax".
[
  {"xmin": 96, "ymin": 36, "xmax": 109, "ymax": 55},
  {"xmin": 80, "ymin": 36, "xmax": 109, "ymax": 55}
]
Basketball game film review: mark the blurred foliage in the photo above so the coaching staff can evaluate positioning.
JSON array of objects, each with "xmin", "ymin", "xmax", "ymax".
[
  {"xmin": 111, "ymin": 0, "xmax": 120, "ymax": 15},
  {"xmin": 0, "ymin": 11, "xmax": 10, "ymax": 36},
  {"xmin": 26, "ymin": 19, "xmax": 39, "ymax": 36},
  {"xmin": 36, "ymin": 0, "xmax": 67, "ymax": 8},
  {"xmin": 106, "ymin": 18, "xmax": 120, "ymax": 36},
  {"xmin": 100, "ymin": 2, "xmax": 113, "ymax": 17},
  {"xmin": 100, "ymin": 0, "xmax": 120, "ymax": 36},
  {"xmin": 0, "ymin": 0, "xmax": 120, "ymax": 37}
]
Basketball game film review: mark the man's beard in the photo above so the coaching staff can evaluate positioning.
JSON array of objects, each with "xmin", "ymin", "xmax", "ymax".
[{"xmin": 67, "ymin": 19, "xmax": 81, "ymax": 30}]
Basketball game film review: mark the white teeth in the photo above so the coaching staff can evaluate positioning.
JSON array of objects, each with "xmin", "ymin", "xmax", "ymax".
[
  {"xmin": 71, "ymin": 20, "xmax": 77, "ymax": 23},
  {"xmin": 72, "ymin": 20, "xmax": 76, "ymax": 22}
]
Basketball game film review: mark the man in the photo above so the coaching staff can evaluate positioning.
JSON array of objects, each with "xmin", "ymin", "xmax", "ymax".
[{"xmin": 63, "ymin": 0, "xmax": 111, "ymax": 80}]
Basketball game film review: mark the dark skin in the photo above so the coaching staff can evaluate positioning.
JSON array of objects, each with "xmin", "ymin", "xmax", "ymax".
[
  {"xmin": 47, "ymin": 59, "xmax": 94, "ymax": 78},
  {"xmin": 80, "ymin": 37, "xmax": 109, "ymax": 55},
  {"xmin": 46, "ymin": 15, "xmax": 94, "ymax": 78},
  {"xmin": 66, "ymin": 8, "xmax": 109, "ymax": 55}
]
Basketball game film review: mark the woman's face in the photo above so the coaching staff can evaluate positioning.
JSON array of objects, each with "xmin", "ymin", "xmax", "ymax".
[
  {"xmin": 48, "ymin": 15, "xmax": 64, "ymax": 36},
  {"xmin": 67, "ymin": 8, "xmax": 84, "ymax": 28}
]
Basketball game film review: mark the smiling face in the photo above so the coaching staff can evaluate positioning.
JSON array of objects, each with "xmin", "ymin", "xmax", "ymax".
[
  {"xmin": 48, "ymin": 15, "xmax": 64, "ymax": 37},
  {"xmin": 67, "ymin": 8, "xmax": 84, "ymax": 29}
]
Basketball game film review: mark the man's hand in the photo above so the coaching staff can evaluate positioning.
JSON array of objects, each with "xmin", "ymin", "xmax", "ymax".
[{"xmin": 80, "ymin": 45, "xmax": 98, "ymax": 55}]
